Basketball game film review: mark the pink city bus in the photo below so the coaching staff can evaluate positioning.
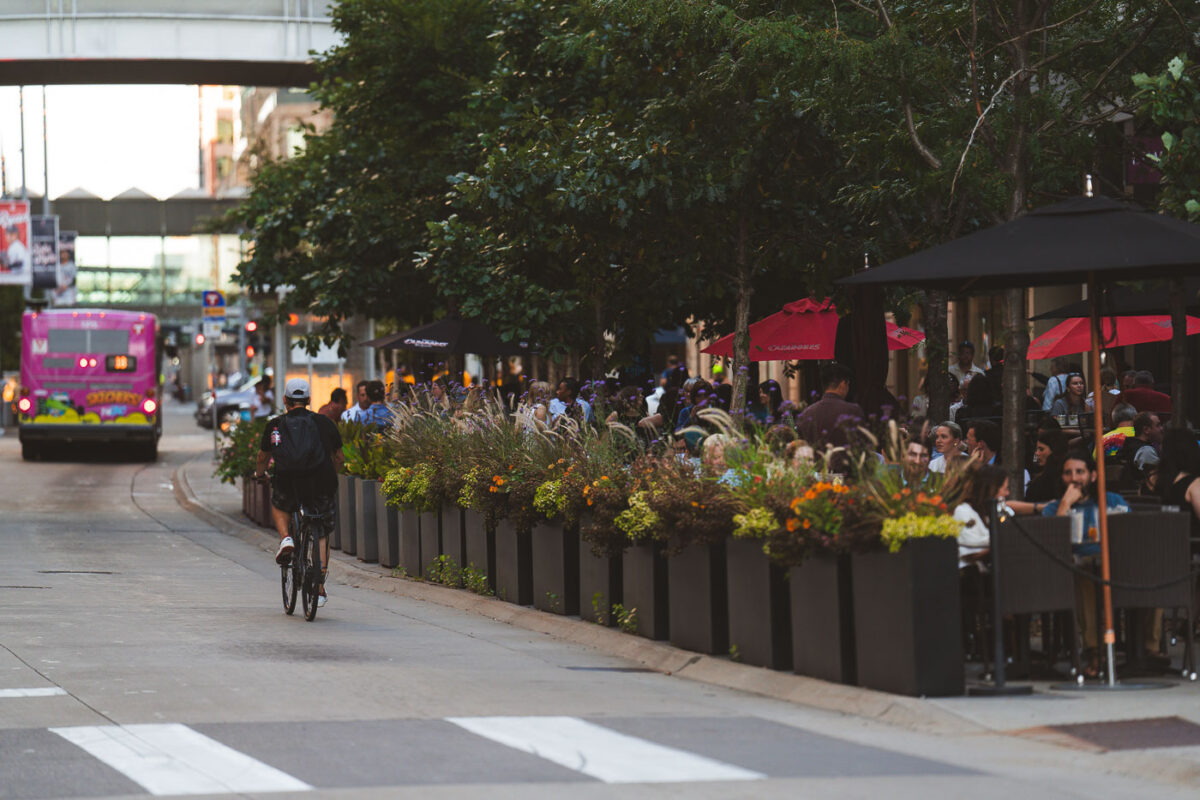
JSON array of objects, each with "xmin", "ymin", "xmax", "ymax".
[{"xmin": 17, "ymin": 308, "xmax": 162, "ymax": 461}]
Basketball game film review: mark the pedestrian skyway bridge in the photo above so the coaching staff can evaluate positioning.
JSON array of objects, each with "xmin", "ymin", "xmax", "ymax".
[{"xmin": 0, "ymin": 1, "xmax": 338, "ymax": 86}]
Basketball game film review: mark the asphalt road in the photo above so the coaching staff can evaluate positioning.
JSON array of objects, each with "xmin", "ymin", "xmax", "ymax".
[{"xmin": 0, "ymin": 403, "xmax": 1194, "ymax": 798}]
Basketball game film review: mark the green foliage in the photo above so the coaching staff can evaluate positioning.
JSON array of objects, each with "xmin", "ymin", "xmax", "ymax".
[
  {"xmin": 611, "ymin": 602, "xmax": 638, "ymax": 635},
  {"xmin": 425, "ymin": 555, "xmax": 463, "ymax": 588},
  {"xmin": 880, "ymin": 513, "xmax": 961, "ymax": 554},
  {"xmin": 1134, "ymin": 56, "xmax": 1200, "ymax": 222},
  {"xmin": 214, "ymin": 418, "xmax": 267, "ymax": 485},
  {"xmin": 338, "ymin": 421, "xmax": 393, "ymax": 479},
  {"xmin": 461, "ymin": 563, "xmax": 492, "ymax": 596}
]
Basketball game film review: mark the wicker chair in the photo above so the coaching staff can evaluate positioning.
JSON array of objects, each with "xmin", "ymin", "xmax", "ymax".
[
  {"xmin": 1109, "ymin": 511, "xmax": 1195, "ymax": 677},
  {"xmin": 987, "ymin": 516, "xmax": 1078, "ymax": 676}
]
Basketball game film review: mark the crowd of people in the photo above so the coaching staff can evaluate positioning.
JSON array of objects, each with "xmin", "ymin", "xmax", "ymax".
[{"xmin": 309, "ymin": 343, "xmax": 1194, "ymax": 679}]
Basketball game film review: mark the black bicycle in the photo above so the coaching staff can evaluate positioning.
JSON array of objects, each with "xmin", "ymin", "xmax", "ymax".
[{"xmin": 282, "ymin": 503, "xmax": 330, "ymax": 621}]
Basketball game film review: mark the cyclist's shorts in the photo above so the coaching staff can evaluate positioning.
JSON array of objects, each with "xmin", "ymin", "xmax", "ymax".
[{"xmin": 271, "ymin": 472, "xmax": 336, "ymax": 520}]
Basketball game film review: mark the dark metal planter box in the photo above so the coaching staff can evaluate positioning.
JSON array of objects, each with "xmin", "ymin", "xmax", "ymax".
[
  {"xmin": 354, "ymin": 479, "xmax": 380, "ymax": 563},
  {"xmin": 494, "ymin": 519, "xmax": 532, "ymax": 605},
  {"xmin": 852, "ymin": 537, "xmax": 964, "ymax": 697},
  {"xmin": 376, "ymin": 484, "xmax": 400, "ymax": 568},
  {"xmin": 326, "ymin": 476, "xmax": 341, "ymax": 550},
  {"xmin": 531, "ymin": 522, "xmax": 580, "ymax": 615},
  {"xmin": 441, "ymin": 506, "xmax": 466, "ymax": 569},
  {"xmin": 257, "ymin": 481, "xmax": 273, "ymax": 528},
  {"xmin": 790, "ymin": 554, "xmax": 856, "ymax": 684},
  {"xmin": 726, "ymin": 538, "xmax": 792, "ymax": 670},
  {"xmin": 338, "ymin": 474, "xmax": 357, "ymax": 556},
  {"xmin": 399, "ymin": 509, "xmax": 421, "ymax": 577},
  {"xmin": 242, "ymin": 477, "xmax": 251, "ymax": 518},
  {"xmin": 668, "ymin": 538, "xmax": 729, "ymax": 655},
  {"xmin": 580, "ymin": 540, "xmax": 622, "ymax": 626},
  {"xmin": 419, "ymin": 510, "xmax": 441, "ymax": 577},
  {"xmin": 463, "ymin": 510, "xmax": 494, "ymax": 593},
  {"xmin": 622, "ymin": 542, "xmax": 669, "ymax": 640}
]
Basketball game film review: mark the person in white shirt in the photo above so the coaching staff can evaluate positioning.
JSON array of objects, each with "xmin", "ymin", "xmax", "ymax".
[
  {"xmin": 928, "ymin": 421, "xmax": 966, "ymax": 473},
  {"xmin": 3, "ymin": 225, "xmax": 28, "ymax": 274},
  {"xmin": 948, "ymin": 341, "xmax": 985, "ymax": 385},
  {"xmin": 954, "ymin": 463, "xmax": 1014, "ymax": 568},
  {"xmin": 340, "ymin": 380, "xmax": 370, "ymax": 422}
]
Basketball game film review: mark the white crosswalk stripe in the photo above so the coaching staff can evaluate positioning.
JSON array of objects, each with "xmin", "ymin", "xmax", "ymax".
[
  {"xmin": 446, "ymin": 715, "xmax": 766, "ymax": 784},
  {"xmin": 49, "ymin": 723, "xmax": 312, "ymax": 796},
  {"xmin": 0, "ymin": 687, "xmax": 67, "ymax": 698}
]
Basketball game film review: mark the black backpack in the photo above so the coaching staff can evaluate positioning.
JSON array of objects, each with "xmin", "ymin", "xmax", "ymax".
[{"xmin": 271, "ymin": 412, "xmax": 327, "ymax": 473}]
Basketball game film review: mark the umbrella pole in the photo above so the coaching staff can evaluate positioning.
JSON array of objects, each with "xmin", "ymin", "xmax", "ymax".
[{"xmin": 1088, "ymin": 276, "xmax": 1117, "ymax": 687}]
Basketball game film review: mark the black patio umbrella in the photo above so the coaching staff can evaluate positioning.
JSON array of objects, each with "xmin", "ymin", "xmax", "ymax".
[
  {"xmin": 1031, "ymin": 276, "xmax": 1200, "ymax": 321},
  {"xmin": 840, "ymin": 195, "xmax": 1200, "ymax": 691},
  {"xmin": 360, "ymin": 317, "xmax": 533, "ymax": 355}
]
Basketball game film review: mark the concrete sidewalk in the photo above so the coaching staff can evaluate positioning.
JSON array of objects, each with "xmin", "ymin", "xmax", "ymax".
[{"xmin": 174, "ymin": 449, "xmax": 1200, "ymax": 779}]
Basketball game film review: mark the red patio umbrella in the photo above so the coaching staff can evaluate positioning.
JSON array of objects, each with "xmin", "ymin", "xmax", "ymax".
[
  {"xmin": 1027, "ymin": 314, "xmax": 1200, "ymax": 361},
  {"xmin": 701, "ymin": 297, "xmax": 924, "ymax": 361}
]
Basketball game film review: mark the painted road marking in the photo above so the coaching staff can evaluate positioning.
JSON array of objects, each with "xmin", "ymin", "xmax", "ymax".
[
  {"xmin": 446, "ymin": 715, "xmax": 766, "ymax": 784},
  {"xmin": 49, "ymin": 723, "xmax": 311, "ymax": 796},
  {"xmin": 0, "ymin": 687, "xmax": 67, "ymax": 698}
]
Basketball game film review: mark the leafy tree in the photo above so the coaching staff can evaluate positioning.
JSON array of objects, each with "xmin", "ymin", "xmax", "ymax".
[
  {"xmin": 1134, "ymin": 54, "xmax": 1200, "ymax": 425},
  {"xmin": 794, "ymin": 0, "xmax": 1195, "ymax": 491},
  {"xmin": 226, "ymin": 0, "xmax": 497, "ymax": 350}
]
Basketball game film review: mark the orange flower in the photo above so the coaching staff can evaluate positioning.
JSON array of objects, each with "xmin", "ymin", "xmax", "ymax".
[
  {"xmin": 587, "ymin": 498, "xmax": 594, "ymax": 506},
  {"xmin": 930, "ymin": 495, "xmax": 943, "ymax": 505},
  {"xmin": 901, "ymin": 488, "xmax": 911, "ymax": 496},
  {"xmin": 786, "ymin": 518, "xmax": 799, "ymax": 532},
  {"xmin": 802, "ymin": 519, "xmax": 812, "ymax": 529}
]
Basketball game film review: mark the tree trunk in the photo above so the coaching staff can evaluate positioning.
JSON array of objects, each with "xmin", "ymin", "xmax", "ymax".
[
  {"xmin": 585, "ymin": 294, "xmax": 608, "ymax": 383},
  {"xmin": 1002, "ymin": 288, "xmax": 1030, "ymax": 499},
  {"xmin": 918, "ymin": 290, "xmax": 951, "ymax": 424},
  {"xmin": 997, "ymin": 1, "xmax": 1035, "ymax": 495},
  {"xmin": 1169, "ymin": 275, "xmax": 1188, "ymax": 428},
  {"xmin": 729, "ymin": 215, "xmax": 753, "ymax": 417}
]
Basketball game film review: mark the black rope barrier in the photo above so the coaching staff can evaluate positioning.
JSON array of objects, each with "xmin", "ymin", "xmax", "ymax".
[{"xmin": 1004, "ymin": 514, "xmax": 1200, "ymax": 592}]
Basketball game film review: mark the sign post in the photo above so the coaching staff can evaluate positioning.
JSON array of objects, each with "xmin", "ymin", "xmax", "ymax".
[{"xmin": 203, "ymin": 291, "xmax": 226, "ymax": 456}]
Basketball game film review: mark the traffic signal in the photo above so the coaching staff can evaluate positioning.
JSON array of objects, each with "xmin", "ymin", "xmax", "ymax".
[
  {"xmin": 195, "ymin": 333, "xmax": 206, "ymax": 346},
  {"xmin": 245, "ymin": 320, "xmax": 258, "ymax": 333},
  {"xmin": 246, "ymin": 345, "xmax": 256, "ymax": 359}
]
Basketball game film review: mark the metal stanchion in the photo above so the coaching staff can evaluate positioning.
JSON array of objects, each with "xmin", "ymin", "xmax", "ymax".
[{"xmin": 969, "ymin": 501, "xmax": 1032, "ymax": 696}]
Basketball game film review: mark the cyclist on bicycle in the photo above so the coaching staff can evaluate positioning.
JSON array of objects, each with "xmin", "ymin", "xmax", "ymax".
[{"xmin": 254, "ymin": 378, "xmax": 344, "ymax": 607}]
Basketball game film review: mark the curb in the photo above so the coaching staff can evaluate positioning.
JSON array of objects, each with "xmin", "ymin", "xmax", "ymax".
[{"xmin": 173, "ymin": 458, "xmax": 981, "ymax": 736}]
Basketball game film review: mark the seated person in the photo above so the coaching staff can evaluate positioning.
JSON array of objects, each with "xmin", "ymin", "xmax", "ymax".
[
  {"xmin": 954, "ymin": 463, "xmax": 1013, "ymax": 568},
  {"xmin": 1042, "ymin": 451, "xmax": 1130, "ymax": 678}
]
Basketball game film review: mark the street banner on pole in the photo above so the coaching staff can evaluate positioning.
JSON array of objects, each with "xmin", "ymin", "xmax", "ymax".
[
  {"xmin": 30, "ymin": 215, "xmax": 59, "ymax": 290},
  {"xmin": 0, "ymin": 200, "xmax": 32, "ymax": 285},
  {"xmin": 54, "ymin": 231, "xmax": 77, "ymax": 306}
]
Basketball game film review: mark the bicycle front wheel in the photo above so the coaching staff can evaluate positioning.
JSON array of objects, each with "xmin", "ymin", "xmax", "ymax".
[{"xmin": 300, "ymin": 524, "xmax": 321, "ymax": 621}]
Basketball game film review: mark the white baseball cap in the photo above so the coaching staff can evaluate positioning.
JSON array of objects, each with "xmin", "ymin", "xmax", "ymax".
[{"xmin": 284, "ymin": 378, "xmax": 311, "ymax": 400}]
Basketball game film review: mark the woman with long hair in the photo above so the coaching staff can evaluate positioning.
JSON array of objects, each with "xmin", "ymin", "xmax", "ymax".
[
  {"xmin": 752, "ymin": 379, "xmax": 784, "ymax": 423},
  {"xmin": 954, "ymin": 464, "xmax": 1012, "ymax": 567},
  {"xmin": 1050, "ymin": 372, "xmax": 1088, "ymax": 419},
  {"xmin": 1024, "ymin": 430, "xmax": 1071, "ymax": 505}
]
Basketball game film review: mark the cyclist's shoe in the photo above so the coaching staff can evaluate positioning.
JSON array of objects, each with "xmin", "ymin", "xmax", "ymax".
[
  {"xmin": 275, "ymin": 536, "xmax": 294, "ymax": 565},
  {"xmin": 317, "ymin": 588, "xmax": 328, "ymax": 608}
]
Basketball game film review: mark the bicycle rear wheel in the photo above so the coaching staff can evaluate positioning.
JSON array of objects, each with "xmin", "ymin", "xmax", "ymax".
[
  {"xmin": 282, "ymin": 515, "xmax": 299, "ymax": 615},
  {"xmin": 301, "ymin": 523, "xmax": 321, "ymax": 621}
]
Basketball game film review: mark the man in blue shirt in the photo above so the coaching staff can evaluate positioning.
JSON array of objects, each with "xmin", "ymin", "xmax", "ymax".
[
  {"xmin": 1041, "ymin": 450, "xmax": 1129, "ymax": 676},
  {"xmin": 360, "ymin": 380, "xmax": 395, "ymax": 429}
]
